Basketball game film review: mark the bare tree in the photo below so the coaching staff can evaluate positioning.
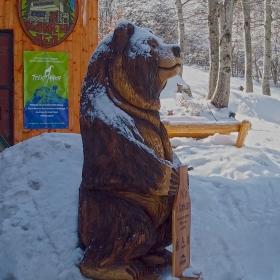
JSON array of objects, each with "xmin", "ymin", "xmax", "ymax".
[
  {"xmin": 96, "ymin": 0, "xmax": 280, "ymax": 93},
  {"xmin": 175, "ymin": 0, "xmax": 185, "ymax": 77},
  {"xmin": 207, "ymin": 0, "xmax": 219, "ymax": 99},
  {"xmin": 98, "ymin": 0, "xmax": 124, "ymax": 41},
  {"xmin": 121, "ymin": 0, "xmax": 178, "ymax": 43},
  {"xmin": 271, "ymin": 48, "xmax": 279, "ymax": 86},
  {"xmin": 262, "ymin": 0, "xmax": 272, "ymax": 96},
  {"xmin": 212, "ymin": 0, "xmax": 235, "ymax": 108},
  {"xmin": 242, "ymin": 0, "xmax": 253, "ymax": 92}
]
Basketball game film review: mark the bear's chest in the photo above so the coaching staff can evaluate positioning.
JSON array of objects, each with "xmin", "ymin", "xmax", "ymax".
[{"xmin": 137, "ymin": 123, "xmax": 165, "ymax": 159}]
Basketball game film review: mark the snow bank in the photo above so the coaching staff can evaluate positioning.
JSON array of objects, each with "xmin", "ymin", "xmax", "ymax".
[{"xmin": 0, "ymin": 133, "xmax": 84, "ymax": 280}]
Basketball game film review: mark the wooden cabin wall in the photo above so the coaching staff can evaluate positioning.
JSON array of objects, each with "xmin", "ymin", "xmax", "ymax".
[{"xmin": 0, "ymin": 0, "xmax": 98, "ymax": 144}]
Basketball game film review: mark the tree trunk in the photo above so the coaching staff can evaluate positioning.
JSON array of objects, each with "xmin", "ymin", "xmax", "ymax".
[
  {"xmin": 242, "ymin": 0, "xmax": 253, "ymax": 93},
  {"xmin": 254, "ymin": 53, "xmax": 261, "ymax": 83},
  {"xmin": 274, "ymin": 57, "xmax": 278, "ymax": 86},
  {"xmin": 262, "ymin": 0, "xmax": 272, "ymax": 96},
  {"xmin": 175, "ymin": 0, "xmax": 185, "ymax": 77},
  {"xmin": 207, "ymin": 0, "xmax": 219, "ymax": 100},
  {"xmin": 211, "ymin": 0, "xmax": 235, "ymax": 108},
  {"xmin": 271, "ymin": 59, "xmax": 278, "ymax": 86}
]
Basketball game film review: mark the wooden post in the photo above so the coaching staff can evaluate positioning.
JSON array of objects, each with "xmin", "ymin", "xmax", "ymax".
[
  {"xmin": 172, "ymin": 165, "xmax": 191, "ymax": 278},
  {"xmin": 235, "ymin": 120, "xmax": 251, "ymax": 148}
]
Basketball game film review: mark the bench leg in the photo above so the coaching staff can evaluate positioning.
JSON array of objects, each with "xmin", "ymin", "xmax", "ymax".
[{"xmin": 235, "ymin": 120, "xmax": 251, "ymax": 148}]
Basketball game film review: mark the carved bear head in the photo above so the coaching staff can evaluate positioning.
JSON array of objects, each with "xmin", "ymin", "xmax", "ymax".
[{"xmin": 84, "ymin": 20, "xmax": 181, "ymax": 111}]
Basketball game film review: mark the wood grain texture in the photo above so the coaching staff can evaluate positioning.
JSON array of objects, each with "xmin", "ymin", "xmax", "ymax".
[
  {"xmin": 78, "ymin": 21, "xmax": 182, "ymax": 280},
  {"xmin": 0, "ymin": 0, "xmax": 98, "ymax": 144},
  {"xmin": 235, "ymin": 120, "xmax": 252, "ymax": 148},
  {"xmin": 0, "ymin": 1, "xmax": 4, "ymax": 27},
  {"xmin": 164, "ymin": 120, "xmax": 251, "ymax": 148},
  {"xmin": 172, "ymin": 166, "xmax": 190, "ymax": 278},
  {"xmin": 137, "ymin": 266, "xmax": 204, "ymax": 280}
]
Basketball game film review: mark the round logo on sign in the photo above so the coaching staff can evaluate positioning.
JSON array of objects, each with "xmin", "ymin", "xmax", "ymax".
[{"xmin": 18, "ymin": 0, "xmax": 78, "ymax": 48}]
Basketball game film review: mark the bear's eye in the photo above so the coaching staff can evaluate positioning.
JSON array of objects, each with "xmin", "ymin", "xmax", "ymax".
[
  {"xmin": 148, "ymin": 40, "xmax": 158, "ymax": 50},
  {"xmin": 150, "ymin": 42, "xmax": 158, "ymax": 49}
]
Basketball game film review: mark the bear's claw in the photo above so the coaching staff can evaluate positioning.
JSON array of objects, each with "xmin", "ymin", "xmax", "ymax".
[
  {"xmin": 168, "ymin": 168, "xmax": 179, "ymax": 196},
  {"xmin": 140, "ymin": 248, "xmax": 172, "ymax": 267},
  {"xmin": 80, "ymin": 260, "xmax": 147, "ymax": 280}
]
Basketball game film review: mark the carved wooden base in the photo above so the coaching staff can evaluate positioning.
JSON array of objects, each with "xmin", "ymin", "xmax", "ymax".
[
  {"xmin": 140, "ymin": 266, "xmax": 204, "ymax": 280},
  {"xmin": 140, "ymin": 266, "xmax": 171, "ymax": 280}
]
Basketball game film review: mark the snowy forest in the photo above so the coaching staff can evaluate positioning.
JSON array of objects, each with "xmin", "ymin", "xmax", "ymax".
[{"xmin": 98, "ymin": 0, "xmax": 280, "ymax": 107}]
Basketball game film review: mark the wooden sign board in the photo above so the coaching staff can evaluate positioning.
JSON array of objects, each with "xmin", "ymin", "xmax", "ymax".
[
  {"xmin": 18, "ymin": 0, "xmax": 79, "ymax": 48},
  {"xmin": 172, "ymin": 165, "xmax": 191, "ymax": 278}
]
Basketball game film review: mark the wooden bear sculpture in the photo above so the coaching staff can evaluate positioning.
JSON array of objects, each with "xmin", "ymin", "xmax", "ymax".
[{"xmin": 78, "ymin": 20, "xmax": 182, "ymax": 280}]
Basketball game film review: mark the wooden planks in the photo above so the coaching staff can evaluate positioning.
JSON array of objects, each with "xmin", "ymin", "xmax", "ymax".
[
  {"xmin": 0, "ymin": 0, "xmax": 98, "ymax": 144},
  {"xmin": 13, "ymin": 0, "xmax": 24, "ymax": 143},
  {"xmin": 0, "ymin": 1, "xmax": 11, "ymax": 28}
]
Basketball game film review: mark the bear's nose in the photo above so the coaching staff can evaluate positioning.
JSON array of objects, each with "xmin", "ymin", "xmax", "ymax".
[{"xmin": 173, "ymin": 46, "xmax": 180, "ymax": 58}]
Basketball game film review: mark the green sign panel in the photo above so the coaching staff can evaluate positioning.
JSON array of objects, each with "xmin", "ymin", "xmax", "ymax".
[{"xmin": 24, "ymin": 51, "xmax": 69, "ymax": 129}]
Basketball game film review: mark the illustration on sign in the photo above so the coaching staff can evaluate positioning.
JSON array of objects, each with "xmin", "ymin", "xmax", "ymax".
[
  {"xmin": 24, "ymin": 51, "xmax": 69, "ymax": 129},
  {"xmin": 18, "ymin": 0, "xmax": 78, "ymax": 48}
]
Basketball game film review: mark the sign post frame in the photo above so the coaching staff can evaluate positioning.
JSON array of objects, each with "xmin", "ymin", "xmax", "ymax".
[
  {"xmin": 172, "ymin": 165, "xmax": 191, "ymax": 278},
  {"xmin": 23, "ymin": 51, "xmax": 69, "ymax": 129}
]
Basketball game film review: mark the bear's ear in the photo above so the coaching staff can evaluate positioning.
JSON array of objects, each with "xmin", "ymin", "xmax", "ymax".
[{"xmin": 112, "ymin": 22, "xmax": 135, "ymax": 52}]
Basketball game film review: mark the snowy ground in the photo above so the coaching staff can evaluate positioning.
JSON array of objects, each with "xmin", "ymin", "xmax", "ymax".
[{"xmin": 0, "ymin": 65, "xmax": 280, "ymax": 280}]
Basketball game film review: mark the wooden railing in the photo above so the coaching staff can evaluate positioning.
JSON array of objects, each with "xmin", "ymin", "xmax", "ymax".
[{"xmin": 163, "ymin": 120, "xmax": 251, "ymax": 148}]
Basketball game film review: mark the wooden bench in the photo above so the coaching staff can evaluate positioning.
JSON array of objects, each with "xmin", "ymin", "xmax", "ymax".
[{"xmin": 163, "ymin": 120, "xmax": 251, "ymax": 148}]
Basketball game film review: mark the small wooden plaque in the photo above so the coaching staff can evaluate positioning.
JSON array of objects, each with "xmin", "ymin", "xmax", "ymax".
[{"xmin": 172, "ymin": 165, "xmax": 191, "ymax": 278}]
